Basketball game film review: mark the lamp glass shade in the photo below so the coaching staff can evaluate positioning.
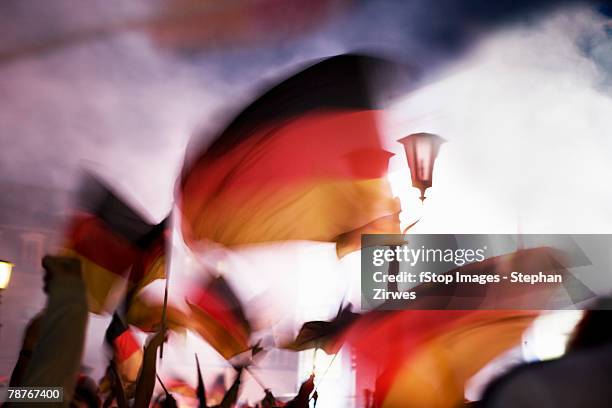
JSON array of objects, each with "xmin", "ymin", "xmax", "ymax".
[
  {"xmin": 0, "ymin": 260, "xmax": 13, "ymax": 289},
  {"xmin": 397, "ymin": 132, "xmax": 445, "ymax": 201}
]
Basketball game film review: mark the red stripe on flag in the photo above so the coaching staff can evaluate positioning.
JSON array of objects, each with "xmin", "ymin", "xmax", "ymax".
[
  {"xmin": 181, "ymin": 110, "xmax": 387, "ymax": 203},
  {"xmin": 114, "ymin": 330, "xmax": 141, "ymax": 363},
  {"xmin": 189, "ymin": 285, "xmax": 249, "ymax": 342},
  {"xmin": 65, "ymin": 213, "xmax": 139, "ymax": 277},
  {"xmin": 179, "ymin": 110, "xmax": 399, "ymax": 252},
  {"xmin": 129, "ymin": 233, "xmax": 166, "ymax": 284}
]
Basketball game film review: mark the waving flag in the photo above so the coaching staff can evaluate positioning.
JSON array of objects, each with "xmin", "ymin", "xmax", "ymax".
[
  {"xmin": 285, "ymin": 246, "xmax": 570, "ymax": 363},
  {"xmin": 283, "ymin": 247, "xmax": 572, "ymax": 407},
  {"xmin": 104, "ymin": 313, "xmax": 144, "ymax": 388},
  {"xmin": 62, "ymin": 176, "xmax": 168, "ymax": 313},
  {"xmin": 129, "ymin": 228, "xmax": 167, "ymax": 293},
  {"xmin": 179, "ymin": 54, "xmax": 406, "ymax": 257},
  {"xmin": 187, "ymin": 276, "xmax": 252, "ymax": 360},
  {"xmin": 369, "ymin": 312, "xmax": 537, "ymax": 408},
  {"xmin": 165, "ymin": 378, "xmax": 197, "ymax": 399},
  {"xmin": 284, "ymin": 303, "xmax": 359, "ymax": 354},
  {"xmin": 124, "ymin": 294, "xmax": 189, "ymax": 333}
]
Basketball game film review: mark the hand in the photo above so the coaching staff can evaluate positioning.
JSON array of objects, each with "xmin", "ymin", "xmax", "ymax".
[
  {"xmin": 42, "ymin": 255, "xmax": 82, "ymax": 276},
  {"xmin": 41, "ymin": 255, "xmax": 82, "ymax": 293}
]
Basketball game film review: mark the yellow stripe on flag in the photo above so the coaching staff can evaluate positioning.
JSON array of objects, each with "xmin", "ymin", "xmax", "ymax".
[
  {"xmin": 186, "ymin": 301, "xmax": 251, "ymax": 360},
  {"xmin": 382, "ymin": 312, "xmax": 537, "ymax": 408},
  {"xmin": 61, "ymin": 249, "xmax": 129, "ymax": 314},
  {"xmin": 187, "ymin": 177, "xmax": 400, "ymax": 256}
]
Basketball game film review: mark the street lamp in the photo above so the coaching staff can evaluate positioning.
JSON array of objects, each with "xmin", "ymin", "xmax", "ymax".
[
  {"xmin": 0, "ymin": 260, "xmax": 12, "ymax": 339},
  {"xmin": 397, "ymin": 132, "xmax": 446, "ymax": 202},
  {"xmin": 0, "ymin": 260, "xmax": 12, "ymax": 290}
]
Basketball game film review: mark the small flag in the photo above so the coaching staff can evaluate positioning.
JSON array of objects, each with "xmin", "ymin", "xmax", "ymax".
[
  {"xmin": 62, "ymin": 175, "xmax": 167, "ymax": 313},
  {"xmin": 187, "ymin": 276, "xmax": 252, "ymax": 360},
  {"xmin": 124, "ymin": 294, "xmax": 188, "ymax": 334},
  {"xmin": 284, "ymin": 304, "xmax": 359, "ymax": 354},
  {"xmin": 104, "ymin": 313, "xmax": 143, "ymax": 388}
]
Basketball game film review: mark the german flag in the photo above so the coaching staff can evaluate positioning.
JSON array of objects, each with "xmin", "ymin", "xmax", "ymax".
[
  {"xmin": 104, "ymin": 313, "xmax": 143, "ymax": 388},
  {"xmin": 281, "ymin": 248, "xmax": 570, "ymax": 407},
  {"xmin": 364, "ymin": 311, "xmax": 537, "ymax": 408},
  {"xmin": 284, "ymin": 247, "xmax": 569, "ymax": 361},
  {"xmin": 179, "ymin": 54, "xmax": 407, "ymax": 257},
  {"xmin": 284, "ymin": 307, "xmax": 533, "ymax": 407},
  {"xmin": 129, "ymin": 227, "xmax": 167, "ymax": 293},
  {"xmin": 186, "ymin": 276, "xmax": 251, "ymax": 360},
  {"xmin": 283, "ymin": 303, "xmax": 359, "ymax": 354},
  {"xmin": 165, "ymin": 378, "xmax": 197, "ymax": 400},
  {"xmin": 124, "ymin": 294, "xmax": 189, "ymax": 333},
  {"xmin": 62, "ymin": 176, "xmax": 168, "ymax": 313}
]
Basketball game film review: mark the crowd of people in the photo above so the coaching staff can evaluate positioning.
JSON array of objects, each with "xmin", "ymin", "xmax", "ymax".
[
  {"xmin": 3, "ymin": 256, "xmax": 321, "ymax": 408},
  {"xmin": 4, "ymin": 254, "xmax": 612, "ymax": 407}
]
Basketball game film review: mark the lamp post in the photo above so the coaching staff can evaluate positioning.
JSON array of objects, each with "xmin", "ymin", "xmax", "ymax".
[
  {"xmin": 0, "ymin": 260, "xmax": 13, "ymax": 291},
  {"xmin": 383, "ymin": 133, "xmax": 446, "ymax": 297},
  {"xmin": 0, "ymin": 260, "xmax": 13, "ymax": 338},
  {"xmin": 397, "ymin": 132, "xmax": 446, "ymax": 202}
]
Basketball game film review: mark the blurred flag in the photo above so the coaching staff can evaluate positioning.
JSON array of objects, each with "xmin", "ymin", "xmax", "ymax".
[
  {"xmin": 179, "ymin": 54, "xmax": 407, "ymax": 257},
  {"xmin": 370, "ymin": 311, "xmax": 537, "ymax": 408},
  {"xmin": 62, "ymin": 176, "xmax": 168, "ymax": 313},
  {"xmin": 165, "ymin": 378, "xmax": 197, "ymax": 399},
  {"xmin": 347, "ymin": 249, "xmax": 569, "ymax": 405},
  {"xmin": 284, "ymin": 247, "xmax": 573, "ymax": 407},
  {"xmin": 284, "ymin": 303, "xmax": 359, "ymax": 354},
  {"xmin": 285, "ymin": 247, "xmax": 571, "ymax": 360},
  {"xmin": 186, "ymin": 276, "xmax": 252, "ymax": 360},
  {"xmin": 124, "ymin": 293, "xmax": 189, "ymax": 333},
  {"xmin": 104, "ymin": 313, "xmax": 144, "ymax": 388},
  {"xmin": 129, "ymin": 228, "xmax": 168, "ymax": 294}
]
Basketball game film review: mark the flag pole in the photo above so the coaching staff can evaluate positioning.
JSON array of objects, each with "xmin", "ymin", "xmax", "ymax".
[
  {"xmin": 310, "ymin": 350, "xmax": 339, "ymax": 401},
  {"xmin": 159, "ymin": 211, "xmax": 173, "ymax": 359},
  {"xmin": 156, "ymin": 373, "xmax": 170, "ymax": 395},
  {"xmin": 159, "ymin": 274, "xmax": 169, "ymax": 359},
  {"xmin": 244, "ymin": 366, "xmax": 267, "ymax": 391}
]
